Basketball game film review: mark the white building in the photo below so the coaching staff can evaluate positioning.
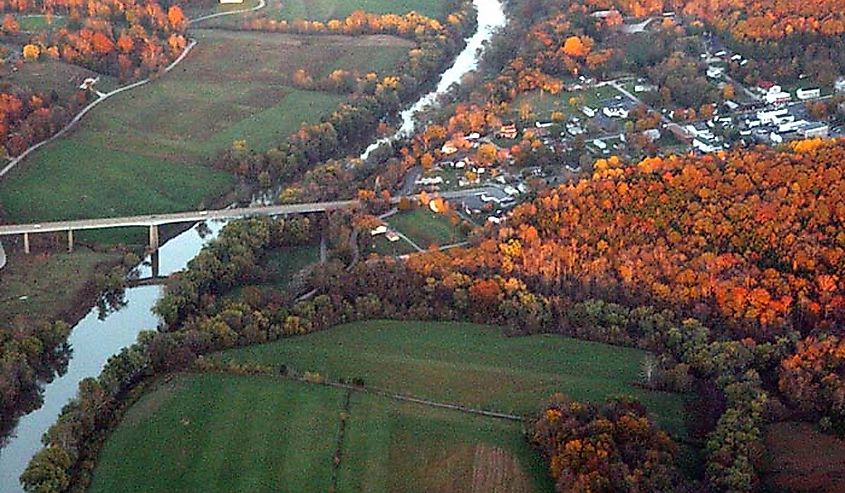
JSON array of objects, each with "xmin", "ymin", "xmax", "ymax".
[
  {"xmin": 757, "ymin": 108, "xmax": 789, "ymax": 124},
  {"xmin": 765, "ymin": 90, "xmax": 792, "ymax": 105},
  {"xmin": 799, "ymin": 122, "xmax": 830, "ymax": 138},
  {"xmin": 796, "ymin": 88, "xmax": 821, "ymax": 100},
  {"xmin": 602, "ymin": 107, "xmax": 629, "ymax": 118},
  {"xmin": 706, "ymin": 66, "xmax": 724, "ymax": 79},
  {"xmin": 582, "ymin": 106, "xmax": 596, "ymax": 118},
  {"xmin": 836, "ymin": 77, "xmax": 845, "ymax": 93}
]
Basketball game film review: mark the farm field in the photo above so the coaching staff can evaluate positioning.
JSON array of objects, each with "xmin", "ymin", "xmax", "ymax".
[
  {"xmin": 0, "ymin": 248, "xmax": 124, "ymax": 325},
  {"xmin": 216, "ymin": 320, "xmax": 690, "ymax": 438},
  {"xmin": 274, "ymin": 0, "xmax": 446, "ymax": 21},
  {"xmin": 1, "ymin": 60, "xmax": 107, "ymax": 99},
  {"xmin": 386, "ymin": 208, "xmax": 467, "ymax": 248},
  {"xmin": 89, "ymin": 372, "xmax": 551, "ymax": 493},
  {"xmin": 0, "ymin": 29, "xmax": 411, "ymax": 243}
]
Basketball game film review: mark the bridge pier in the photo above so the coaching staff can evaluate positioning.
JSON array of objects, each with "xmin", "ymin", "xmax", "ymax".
[
  {"xmin": 67, "ymin": 230, "xmax": 74, "ymax": 253},
  {"xmin": 151, "ymin": 250, "xmax": 160, "ymax": 278},
  {"xmin": 149, "ymin": 225, "xmax": 159, "ymax": 251},
  {"xmin": 23, "ymin": 232, "xmax": 30, "ymax": 254}
]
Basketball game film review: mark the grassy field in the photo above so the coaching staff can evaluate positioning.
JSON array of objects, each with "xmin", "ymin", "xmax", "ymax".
[
  {"xmin": 338, "ymin": 392, "xmax": 550, "ymax": 492},
  {"xmin": 514, "ymin": 85, "xmax": 623, "ymax": 121},
  {"xmin": 0, "ymin": 30, "xmax": 410, "ymax": 243},
  {"xmin": 89, "ymin": 374, "xmax": 343, "ymax": 493},
  {"xmin": 216, "ymin": 320, "xmax": 690, "ymax": 437},
  {"xmin": 90, "ymin": 373, "xmax": 551, "ymax": 493},
  {"xmin": 271, "ymin": 0, "xmax": 446, "ymax": 21},
  {"xmin": 387, "ymin": 208, "xmax": 466, "ymax": 248},
  {"xmin": 17, "ymin": 14, "xmax": 68, "ymax": 32},
  {"xmin": 368, "ymin": 234, "xmax": 418, "ymax": 257},
  {"xmin": 0, "ymin": 248, "xmax": 123, "ymax": 325},
  {"xmin": 2, "ymin": 60, "xmax": 105, "ymax": 99}
]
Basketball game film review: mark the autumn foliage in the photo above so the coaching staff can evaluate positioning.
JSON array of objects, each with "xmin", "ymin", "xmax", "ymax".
[
  {"xmin": 779, "ymin": 333, "xmax": 845, "ymax": 432},
  {"xmin": 530, "ymin": 396, "xmax": 686, "ymax": 493}
]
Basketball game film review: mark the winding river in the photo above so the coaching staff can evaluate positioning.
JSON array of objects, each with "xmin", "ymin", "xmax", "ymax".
[{"xmin": 0, "ymin": 0, "xmax": 506, "ymax": 488}]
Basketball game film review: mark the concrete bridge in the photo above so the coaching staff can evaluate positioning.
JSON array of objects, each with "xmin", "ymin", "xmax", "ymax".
[{"xmin": 0, "ymin": 188, "xmax": 493, "ymax": 254}]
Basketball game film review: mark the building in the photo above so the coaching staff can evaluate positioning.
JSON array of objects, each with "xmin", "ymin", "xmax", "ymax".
[
  {"xmin": 602, "ymin": 106, "xmax": 629, "ymax": 118},
  {"xmin": 79, "ymin": 77, "xmax": 99, "ymax": 91},
  {"xmin": 799, "ymin": 122, "xmax": 830, "ymax": 138},
  {"xmin": 642, "ymin": 128, "xmax": 661, "ymax": 142},
  {"xmin": 757, "ymin": 108, "xmax": 789, "ymax": 125},
  {"xmin": 796, "ymin": 88, "xmax": 821, "ymax": 100},
  {"xmin": 765, "ymin": 90, "xmax": 792, "ymax": 105},
  {"xmin": 665, "ymin": 123, "xmax": 694, "ymax": 143},
  {"xmin": 220, "ymin": 0, "xmax": 243, "ymax": 4},
  {"xmin": 370, "ymin": 225, "xmax": 388, "ymax": 236},
  {"xmin": 706, "ymin": 66, "xmax": 725, "ymax": 79},
  {"xmin": 497, "ymin": 123, "xmax": 518, "ymax": 140},
  {"xmin": 385, "ymin": 231, "xmax": 400, "ymax": 242},
  {"xmin": 836, "ymin": 77, "xmax": 845, "ymax": 93},
  {"xmin": 581, "ymin": 106, "xmax": 596, "ymax": 117}
]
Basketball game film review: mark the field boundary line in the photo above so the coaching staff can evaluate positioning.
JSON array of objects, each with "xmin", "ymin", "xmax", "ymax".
[
  {"xmin": 317, "ymin": 377, "xmax": 525, "ymax": 422},
  {"xmin": 329, "ymin": 389, "xmax": 352, "ymax": 493},
  {"xmin": 0, "ymin": 0, "xmax": 266, "ymax": 180}
]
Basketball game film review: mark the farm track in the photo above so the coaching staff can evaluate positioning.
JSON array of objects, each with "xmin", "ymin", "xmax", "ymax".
[{"xmin": 0, "ymin": 0, "xmax": 267, "ymax": 180}]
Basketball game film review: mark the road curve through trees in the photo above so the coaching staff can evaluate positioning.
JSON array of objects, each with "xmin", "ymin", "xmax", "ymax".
[{"xmin": 0, "ymin": 0, "xmax": 267, "ymax": 179}]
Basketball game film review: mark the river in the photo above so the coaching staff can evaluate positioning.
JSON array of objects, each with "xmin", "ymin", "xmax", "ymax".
[
  {"xmin": 0, "ymin": 0, "xmax": 506, "ymax": 488},
  {"xmin": 360, "ymin": 0, "xmax": 507, "ymax": 159}
]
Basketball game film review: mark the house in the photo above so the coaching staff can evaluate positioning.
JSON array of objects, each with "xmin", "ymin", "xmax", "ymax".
[
  {"xmin": 796, "ymin": 88, "xmax": 821, "ymax": 100},
  {"xmin": 592, "ymin": 139, "xmax": 608, "ymax": 150},
  {"xmin": 634, "ymin": 83, "xmax": 656, "ymax": 93},
  {"xmin": 581, "ymin": 106, "xmax": 596, "ymax": 117},
  {"xmin": 370, "ymin": 225, "xmax": 388, "ymax": 236},
  {"xmin": 602, "ymin": 106, "xmax": 629, "ymax": 118},
  {"xmin": 799, "ymin": 122, "xmax": 830, "ymax": 138},
  {"xmin": 220, "ymin": 0, "xmax": 243, "ymax": 4},
  {"xmin": 770, "ymin": 132, "xmax": 784, "ymax": 144},
  {"xmin": 416, "ymin": 176, "xmax": 444, "ymax": 186},
  {"xmin": 535, "ymin": 121, "xmax": 554, "ymax": 128},
  {"xmin": 385, "ymin": 231, "xmax": 400, "ymax": 242},
  {"xmin": 665, "ymin": 123, "xmax": 694, "ymax": 143},
  {"xmin": 497, "ymin": 123, "xmax": 518, "ymax": 139},
  {"xmin": 642, "ymin": 128, "xmax": 661, "ymax": 142},
  {"xmin": 465, "ymin": 132, "xmax": 481, "ymax": 141},
  {"xmin": 706, "ymin": 66, "xmax": 724, "ymax": 79},
  {"xmin": 79, "ymin": 77, "xmax": 100, "ymax": 91},
  {"xmin": 441, "ymin": 142, "xmax": 458, "ymax": 155},
  {"xmin": 757, "ymin": 80, "xmax": 776, "ymax": 92},
  {"xmin": 724, "ymin": 100, "xmax": 740, "ymax": 111},
  {"xmin": 836, "ymin": 77, "xmax": 845, "ymax": 94},
  {"xmin": 765, "ymin": 90, "xmax": 792, "ymax": 105}
]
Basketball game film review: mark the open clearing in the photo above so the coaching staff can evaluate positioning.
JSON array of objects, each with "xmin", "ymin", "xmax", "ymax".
[
  {"xmin": 0, "ymin": 248, "xmax": 123, "ymax": 325},
  {"xmin": 387, "ymin": 208, "xmax": 467, "ymax": 247},
  {"xmin": 0, "ymin": 30, "xmax": 410, "ymax": 243},
  {"xmin": 216, "ymin": 320, "xmax": 689, "ymax": 437},
  {"xmin": 273, "ymin": 0, "xmax": 446, "ymax": 21},
  {"xmin": 90, "ymin": 373, "xmax": 551, "ymax": 493}
]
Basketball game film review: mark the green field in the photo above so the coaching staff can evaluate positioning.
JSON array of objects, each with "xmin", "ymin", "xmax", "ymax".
[
  {"xmin": 17, "ymin": 14, "xmax": 67, "ymax": 32},
  {"xmin": 217, "ymin": 320, "xmax": 689, "ymax": 437},
  {"xmin": 514, "ymin": 85, "xmax": 623, "ymax": 121},
  {"xmin": 387, "ymin": 208, "xmax": 466, "ymax": 248},
  {"xmin": 0, "ymin": 30, "xmax": 411, "ymax": 243},
  {"xmin": 0, "ymin": 248, "xmax": 124, "ymax": 325},
  {"xmin": 89, "ymin": 374, "xmax": 342, "ymax": 493},
  {"xmin": 228, "ymin": 243, "xmax": 320, "ymax": 298},
  {"xmin": 272, "ymin": 0, "xmax": 446, "ymax": 21},
  {"xmin": 90, "ymin": 373, "xmax": 550, "ymax": 493},
  {"xmin": 2, "ymin": 60, "xmax": 107, "ymax": 99}
]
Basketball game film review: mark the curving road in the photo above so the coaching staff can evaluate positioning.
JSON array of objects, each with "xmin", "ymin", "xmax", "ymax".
[{"xmin": 0, "ymin": 0, "xmax": 267, "ymax": 179}]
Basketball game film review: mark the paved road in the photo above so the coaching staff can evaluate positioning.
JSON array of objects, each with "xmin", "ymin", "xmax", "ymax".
[{"xmin": 0, "ymin": 188, "xmax": 495, "ymax": 236}]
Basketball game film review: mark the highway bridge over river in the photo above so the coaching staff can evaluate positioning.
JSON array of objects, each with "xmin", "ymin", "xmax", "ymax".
[{"xmin": 0, "ymin": 188, "xmax": 493, "ymax": 254}]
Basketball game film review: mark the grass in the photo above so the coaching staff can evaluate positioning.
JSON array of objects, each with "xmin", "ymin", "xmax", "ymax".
[
  {"xmin": 89, "ymin": 374, "xmax": 343, "ymax": 493},
  {"xmin": 514, "ymin": 85, "xmax": 624, "ymax": 121},
  {"xmin": 2, "ymin": 60, "xmax": 102, "ymax": 99},
  {"xmin": 0, "ymin": 248, "xmax": 123, "ymax": 325},
  {"xmin": 272, "ymin": 0, "xmax": 446, "ymax": 21},
  {"xmin": 338, "ymin": 392, "xmax": 551, "ymax": 492},
  {"xmin": 368, "ymin": 234, "xmax": 417, "ymax": 257},
  {"xmin": 215, "ymin": 320, "xmax": 690, "ymax": 438},
  {"xmin": 227, "ymin": 243, "xmax": 320, "ymax": 298},
  {"xmin": 91, "ymin": 373, "xmax": 552, "ymax": 493},
  {"xmin": 16, "ymin": 14, "xmax": 67, "ymax": 32},
  {"xmin": 387, "ymin": 208, "xmax": 466, "ymax": 248},
  {"xmin": 0, "ymin": 30, "xmax": 410, "ymax": 244}
]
